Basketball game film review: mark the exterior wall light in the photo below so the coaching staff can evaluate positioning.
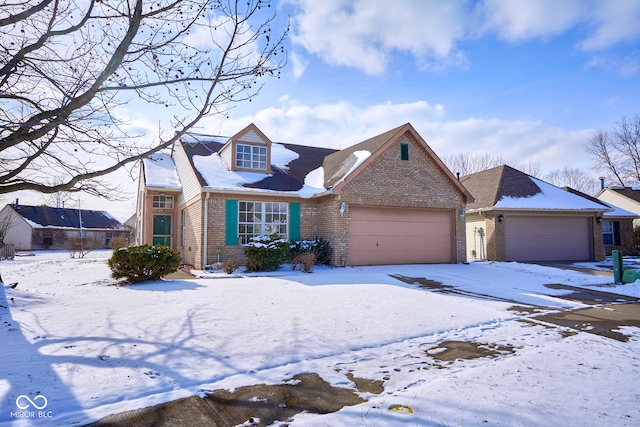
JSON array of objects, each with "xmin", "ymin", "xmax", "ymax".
[
  {"xmin": 596, "ymin": 216, "xmax": 602, "ymax": 223},
  {"xmin": 497, "ymin": 214, "xmax": 504, "ymax": 222},
  {"xmin": 459, "ymin": 208, "xmax": 466, "ymax": 219}
]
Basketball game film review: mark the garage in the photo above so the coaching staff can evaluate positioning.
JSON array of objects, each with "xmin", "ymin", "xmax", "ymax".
[
  {"xmin": 348, "ymin": 206, "xmax": 454, "ymax": 265},
  {"xmin": 504, "ymin": 216, "xmax": 592, "ymax": 262}
]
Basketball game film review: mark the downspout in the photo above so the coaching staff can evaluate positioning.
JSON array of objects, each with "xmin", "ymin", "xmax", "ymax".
[{"xmin": 203, "ymin": 192, "xmax": 210, "ymax": 269}]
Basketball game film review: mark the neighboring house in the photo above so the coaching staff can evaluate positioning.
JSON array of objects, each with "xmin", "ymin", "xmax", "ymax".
[
  {"xmin": 136, "ymin": 123, "xmax": 473, "ymax": 268},
  {"xmin": 564, "ymin": 187, "xmax": 638, "ymax": 256},
  {"xmin": 461, "ymin": 165, "xmax": 609, "ymax": 262},
  {"xmin": 0, "ymin": 202, "xmax": 128, "ymax": 251},
  {"xmin": 596, "ymin": 187, "xmax": 640, "ymax": 229}
]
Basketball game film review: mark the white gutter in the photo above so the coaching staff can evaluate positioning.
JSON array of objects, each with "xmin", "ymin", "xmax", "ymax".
[
  {"xmin": 203, "ymin": 192, "xmax": 210, "ymax": 269},
  {"xmin": 201, "ymin": 187, "xmax": 334, "ymax": 199}
]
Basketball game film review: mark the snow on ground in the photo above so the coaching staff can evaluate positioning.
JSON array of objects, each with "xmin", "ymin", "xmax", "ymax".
[{"xmin": 1, "ymin": 251, "xmax": 639, "ymax": 426}]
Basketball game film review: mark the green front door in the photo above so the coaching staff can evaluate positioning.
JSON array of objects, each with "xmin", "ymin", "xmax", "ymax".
[{"xmin": 153, "ymin": 215, "xmax": 172, "ymax": 246}]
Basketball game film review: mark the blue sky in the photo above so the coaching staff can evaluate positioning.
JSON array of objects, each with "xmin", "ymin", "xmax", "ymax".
[{"xmin": 7, "ymin": 0, "xmax": 640, "ymax": 220}]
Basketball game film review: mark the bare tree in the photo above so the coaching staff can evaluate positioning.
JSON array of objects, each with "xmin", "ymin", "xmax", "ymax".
[
  {"xmin": 586, "ymin": 114, "xmax": 640, "ymax": 187},
  {"xmin": 443, "ymin": 152, "xmax": 540, "ymax": 177},
  {"xmin": 543, "ymin": 167, "xmax": 599, "ymax": 195},
  {"xmin": 32, "ymin": 228, "xmax": 68, "ymax": 249},
  {"xmin": 0, "ymin": 0, "xmax": 287, "ymax": 198},
  {"xmin": 0, "ymin": 210, "xmax": 14, "ymax": 246}
]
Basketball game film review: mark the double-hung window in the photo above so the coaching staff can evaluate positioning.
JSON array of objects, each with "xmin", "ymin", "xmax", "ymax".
[
  {"xmin": 238, "ymin": 201, "xmax": 288, "ymax": 244},
  {"xmin": 236, "ymin": 144, "xmax": 267, "ymax": 170}
]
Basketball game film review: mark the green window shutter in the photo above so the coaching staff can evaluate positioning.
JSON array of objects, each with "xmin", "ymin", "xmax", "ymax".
[
  {"xmin": 400, "ymin": 143, "xmax": 409, "ymax": 161},
  {"xmin": 289, "ymin": 202, "xmax": 300, "ymax": 241},
  {"xmin": 225, "ymin": 199, "xmax": 238, "ymax": 245}
]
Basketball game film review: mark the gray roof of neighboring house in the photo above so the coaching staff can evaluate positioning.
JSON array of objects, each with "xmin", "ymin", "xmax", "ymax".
[
  {"xmin": 8, "ymin": 204, "xmax": 126, "ymax": 230},
  {"xmin": 461, "ymin": 165, "xmax": 541, "ymax": 210},
  {"xmin": 461, "ymin": 165, "xmax": 608, "ymax": 211}
]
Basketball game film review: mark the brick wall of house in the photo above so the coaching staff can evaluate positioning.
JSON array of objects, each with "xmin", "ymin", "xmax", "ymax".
[
  {"xmin": 316, "ymin": 197, "xmax": 350, "ymax": 266},
  {"xmin": 333, "ymin": 133, "xmax": 468, "ymax": 263},
  {"xmin": 592, "ymin": 217, "xmax": 605, "ymax": 261},
  {"xmin": 178, "ymin": 198, "xmax": 203, "ymax": 268},
  {"xmin": 484, "ymin": 215, "xmax": 505, "ymax": 261}
]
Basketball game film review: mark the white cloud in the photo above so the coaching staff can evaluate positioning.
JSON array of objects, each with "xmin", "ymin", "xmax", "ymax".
[
  {"xmin": 586, "ymin": 53, "xmax": 640, "ymax": 77},
  {"xmin": 483, "ymin": 0, "xmax": 586, "ymax": 41},
  {"xmin": 200, "ymin": 98, "xmax": 593, "ymax": 173},
  {"xmin": 287, "ymin": 0, "xmax": 640, "ymax": 75}
]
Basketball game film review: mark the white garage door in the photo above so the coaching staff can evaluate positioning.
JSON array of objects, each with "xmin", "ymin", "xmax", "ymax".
[
  {"xmin": 505, "ymin": 216, "xmax": 591, "ymax": 262},
  {"xmin": 349, "ymin": 206, "xmax": 454, "ymax": 266}
]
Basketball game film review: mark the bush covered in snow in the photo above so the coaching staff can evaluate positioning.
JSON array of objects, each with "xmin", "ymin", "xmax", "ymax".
[
  {"xmin": 108, "ymin": 244, "xmax": 180, "ymax": 283},
  {"xmin": 289, "ymin": 238, "xmax": 332, "ymax": 265},
  {"xmin": 243, "ymin": 235, "xmax": 290, "ymax": 272}
]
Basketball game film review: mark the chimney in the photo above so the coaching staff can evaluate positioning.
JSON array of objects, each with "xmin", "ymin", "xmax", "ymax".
[
  {"xmin": 599, "ymin": 177, "xmax": 605, "ymax": 190},
  {"xmin": 62, "ymin": 200, "xmax": 64, "ymax": 209},
  {"xmin": 456, "ymin": 172, "xmax": 460, "ymax": 181},
  {"xmin": 14, "ymin": 198, "xmax": 19, "ymax": 210}
]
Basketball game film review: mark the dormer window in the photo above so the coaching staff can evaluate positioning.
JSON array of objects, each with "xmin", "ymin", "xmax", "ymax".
[{"xmin": 236, "ymin": 144, "xmax": 267, "ymax": 170}]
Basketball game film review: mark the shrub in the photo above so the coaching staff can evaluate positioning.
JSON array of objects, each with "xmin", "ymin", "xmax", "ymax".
[
  {"xmin": 109, "ymin": 235, "xmax": 129, "ymax": 250},
  {"xmin": 289, "ymin": 238, "xmax": 333, "ymax": 265},
  {"xmin": 222, "ymin": 257, "xmax": 239, "ymax": 274},
  {"xmin": 291, "ymin": 252, "xmax": 317, "ymax": 273},
  {"xmin": 108, "ymin": 244, "xmax": 180, "ymax": 283},
  {"xmin": 243, "ymin": 235, "xmax": 290, "ymax": 272}
]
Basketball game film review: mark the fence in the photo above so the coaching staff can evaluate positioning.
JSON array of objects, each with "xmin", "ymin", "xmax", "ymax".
[{"xmin": 0, "ymin": 244, "xmax": 15, "ymax": 260}]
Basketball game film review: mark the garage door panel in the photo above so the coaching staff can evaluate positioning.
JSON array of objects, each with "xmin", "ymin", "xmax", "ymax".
[
  {"xmin": 349, "ymin": 206, "xmax": 453, "ymax": 265},
  {"xmin": 505, "ymin": 216, "xmax": 591, "ymax": 262}
]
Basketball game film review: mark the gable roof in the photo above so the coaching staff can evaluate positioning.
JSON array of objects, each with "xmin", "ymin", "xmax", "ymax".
[
  {"xmin": 160, "ymin": 123, "xmax": 470, "ymax": 200},
  {"xmin": 325, "ymin": 123, "xmax": 473, "ymax": 201},
  {"xmin": 563, "ymin": 187, "xmax": 636, "ymax": 218},
  {"xmin": 461, "ymin": 165, "xmax": 609, "ymax": 212},
  {"xmin": 8, "ymin": 204, "xmax": 125, "ymax": 230}
]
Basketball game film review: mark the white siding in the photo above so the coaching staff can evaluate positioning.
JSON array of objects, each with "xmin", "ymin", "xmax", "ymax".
[
  {"xmin": 173, "ymin": 143, "xmax": 203, "ymax": 205},
  {"xmin": 0, "ymin": 206, "xmax": 33, "ymax": 250},
  {"xmin": 598, "ymin": 190, "xmax": 640, "ymax": 215},
  {"xmin": 238, "ymin": 130, "xmax": 266, "ymax": 144},
  {"xmin": 465, "ymin": 214, "xmax": 487, "ymax": 261},
  {"xmin": 219, "ymin": 143, "xmax": 232, "ymax": 168}
]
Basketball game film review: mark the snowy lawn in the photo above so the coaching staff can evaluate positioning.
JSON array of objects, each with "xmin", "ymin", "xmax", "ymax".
[{"xmin": 1, "ymin": 250, "xmax": 639, "ymax": 426}]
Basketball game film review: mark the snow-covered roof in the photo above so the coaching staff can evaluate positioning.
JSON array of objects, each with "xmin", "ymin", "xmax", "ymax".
[
  {"xmin": 143, "ymin": 153, "xmax": 181, "ymax": 189},
  {"xmin": 8, "ymin": 204, "xmax": 126, "ymax": 230},
  {"xmin": 462, "ymin": 165, "xmax": 610, "ymax": 212},
  {"xmin": 495, "ymin": 178, "xmax": 608, "ymax": 210}
]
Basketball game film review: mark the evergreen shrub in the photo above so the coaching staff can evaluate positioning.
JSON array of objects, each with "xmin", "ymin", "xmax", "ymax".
[
  {"xmin": 243, "ymin": 235, "xmax": 290, "ymax": 272},
  {"xmin": 108, "ymin": 244, "xmax": 180, "ymax": 283}
]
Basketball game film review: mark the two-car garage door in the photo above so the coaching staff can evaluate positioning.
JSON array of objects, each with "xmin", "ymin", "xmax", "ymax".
[
  {"xmin": 349, "ymin": 206, "xmax": 454, "ymax": 265},
  {"xmin": 504, "ymin": 216, "xmax": 592, "ymax": 262}
]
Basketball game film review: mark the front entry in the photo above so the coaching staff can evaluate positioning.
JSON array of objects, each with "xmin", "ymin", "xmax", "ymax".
[{"xmin": 153, "ymin": 215, "xmax": 172, "ymax": 247}]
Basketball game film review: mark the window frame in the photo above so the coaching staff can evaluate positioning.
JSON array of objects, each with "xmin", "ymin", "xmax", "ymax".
[
  {"xmin": 238, "ymin": 201, "xmax": 288, "ymax": 244},
  {"xmin": 602, "ymin": 220, "xmax": 614, "ymax": 246},
  {"xmin": 152, "ymin": 194, "xmax": 174, "ymax": 209},
  {"xmin": 236, "ymin": 144, "xmax": 267, "ymax": 170}
]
